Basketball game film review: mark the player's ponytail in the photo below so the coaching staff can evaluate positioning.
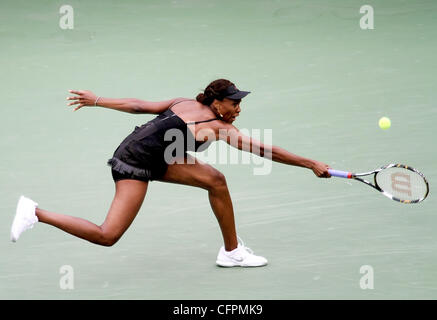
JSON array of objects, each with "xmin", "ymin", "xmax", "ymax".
[{"xmin": 196, "ymin": 79, "xmax": 235, "ymax": 106}]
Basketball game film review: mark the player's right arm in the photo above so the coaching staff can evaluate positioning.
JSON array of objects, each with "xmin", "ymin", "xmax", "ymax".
[
  {"xmin": 216, "ymin": 123, "xmax": 330, "ymax": 178},
  {"xmin": 67, "ymin": 90, "xmax": 180, "ymax": 114}
]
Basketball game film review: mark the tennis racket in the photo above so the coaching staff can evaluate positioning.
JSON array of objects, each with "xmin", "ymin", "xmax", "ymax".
[{"xmin": 328, "ymin": 164, "xmax": 429, "ymax": 204}]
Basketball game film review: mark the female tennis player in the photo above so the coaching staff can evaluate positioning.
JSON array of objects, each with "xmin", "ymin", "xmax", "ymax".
[{"xmin": 11, "ymin": 79, "xmax": 331, "ymax": 267}]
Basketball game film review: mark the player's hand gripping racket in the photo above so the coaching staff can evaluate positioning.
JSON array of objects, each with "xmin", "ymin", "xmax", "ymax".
[{"xmin": 328, "ymin": 164, "xmax": 429, "ymax": 203}]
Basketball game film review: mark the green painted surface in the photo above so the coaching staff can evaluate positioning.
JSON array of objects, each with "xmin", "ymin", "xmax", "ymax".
[{"xmin": 1, "ymin": 0, "xmax": 436, "ymax": 299}]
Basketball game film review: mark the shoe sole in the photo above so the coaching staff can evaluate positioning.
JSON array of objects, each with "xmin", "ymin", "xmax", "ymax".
[
  {"xmin": 11, "ymin": 196, "xmax": 38, "ymax": 242},
  {"xmin": 11, "ymin": 196, "xmax": 26, "ymax": 242},
  {"xmin": 216, "ymin": 260, "xmax": 268, "ymax": 268}
]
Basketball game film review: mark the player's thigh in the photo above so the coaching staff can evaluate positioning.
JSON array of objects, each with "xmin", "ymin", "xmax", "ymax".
[
  {"xmin": 101, "ymin": 179, "xmax": 148, "ymax": 238},
  {"xmin": 158, "ymin": 154, "xmax": 226, "ymax": 189}
]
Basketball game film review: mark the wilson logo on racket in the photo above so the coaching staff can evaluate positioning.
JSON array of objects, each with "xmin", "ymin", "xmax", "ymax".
[
  {"xmin": 391, "ymin": 172, "xmax": 412, "ymax": 197},
  {"xmin": 328, "ymin": 164, "xmax": 429, "ymax": 204}
]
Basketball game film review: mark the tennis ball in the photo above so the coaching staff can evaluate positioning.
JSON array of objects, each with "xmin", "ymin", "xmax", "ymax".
[{"xmin": 379, "ymin": 117, "xmax": 391, "ymax": 130}]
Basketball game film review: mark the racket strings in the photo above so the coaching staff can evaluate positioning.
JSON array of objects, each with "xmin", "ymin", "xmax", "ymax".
[{"xmin": 375, "ymin": 167, "xmax": 428, "ymax": 201}]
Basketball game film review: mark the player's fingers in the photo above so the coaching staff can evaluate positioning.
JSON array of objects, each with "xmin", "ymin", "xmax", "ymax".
[
  {"xmin": 69, "ymin": 90, "xmax": 83, "ymax": 95},
  {"xmin": 68, "ymin": 100, "xmax": 81, "ymax": 106},
  {"xmin": 73, "ymin": 104, "xmax": 84, "ymax": 111},
  {"xmin": 318, "ymin": 170, "xmax": 330, "ymax": 178},
  {"xmin": 322, "ymin": 164, "xmax": 331, "ymax": 178}
]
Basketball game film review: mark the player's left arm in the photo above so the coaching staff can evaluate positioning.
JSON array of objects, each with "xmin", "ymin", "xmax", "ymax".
[
  {"xmin": 67, "ymin": 90, "xmax": 180, "ymax": 114},
  {"xmin": 218, "ymin": 124, "xmax": 331, "ymax": 178}
]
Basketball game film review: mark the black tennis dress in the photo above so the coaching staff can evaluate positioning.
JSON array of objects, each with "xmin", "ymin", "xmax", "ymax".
[{"xmin": 107, "ymin": 99, "xmax": 219, "ymax": 182}]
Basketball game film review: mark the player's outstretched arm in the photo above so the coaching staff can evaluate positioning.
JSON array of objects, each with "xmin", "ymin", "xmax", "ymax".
[
  {"xmin": 67, "ymin": 90, "xmax": 180, "ymax": 114},
  {"xmin": 219, "ymin": 124, "xmax": 330, "ymax": 178}
]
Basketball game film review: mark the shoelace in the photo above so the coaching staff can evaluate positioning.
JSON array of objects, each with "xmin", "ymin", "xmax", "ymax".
[{"xmin": 237, "ymin": 235, "xmax": 254, "ymax": 255}]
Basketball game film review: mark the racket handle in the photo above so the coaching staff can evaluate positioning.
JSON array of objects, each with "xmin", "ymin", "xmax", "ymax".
[{"xmin": 328, "ymin": 169, "xmax": 352, "ymax": 179}]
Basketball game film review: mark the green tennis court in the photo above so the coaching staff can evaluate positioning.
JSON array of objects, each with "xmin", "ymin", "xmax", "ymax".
[{"xmin": 1, "ymin": 0, "xmax": 436, "ymax": 299}]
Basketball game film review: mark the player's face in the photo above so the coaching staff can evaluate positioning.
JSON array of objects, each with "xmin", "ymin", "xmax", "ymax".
[{"xmin": 217, "ymin": 98, "xmax": 241, "ymax": 123}]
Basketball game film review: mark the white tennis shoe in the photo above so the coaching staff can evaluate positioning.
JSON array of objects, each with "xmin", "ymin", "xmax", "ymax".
[
  {"xmin": 216, "ymin": 237, "xmax": 268, "ymax": 267},
  {"xmin": 11, "ymin": 196, "xmax": 39, "ymax": 242}
]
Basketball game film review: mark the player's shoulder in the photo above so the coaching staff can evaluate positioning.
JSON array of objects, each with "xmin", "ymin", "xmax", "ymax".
[{"xmin": 212, "ymin": 122, "xmax": 240, "ymax": 140}]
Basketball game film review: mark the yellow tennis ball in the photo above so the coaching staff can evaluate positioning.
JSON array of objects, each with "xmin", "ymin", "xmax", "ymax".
[{"xmin": 379, "ymin": 117, "xmax": 391, "ymax": 130}]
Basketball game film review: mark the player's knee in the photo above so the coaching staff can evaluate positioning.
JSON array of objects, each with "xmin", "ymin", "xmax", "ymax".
[
  {"xmin": 205, "ymin": 169, "xmax": 227, "ymax": 190},
  {"xmin": 98, "ymin": 229, "xmax": 122, "ymax": 247}
]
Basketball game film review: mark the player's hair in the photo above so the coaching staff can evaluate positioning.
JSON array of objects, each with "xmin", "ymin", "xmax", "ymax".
[{"xmin": 196, "ymin": 79, "xmax": 238, "ymax": 106}]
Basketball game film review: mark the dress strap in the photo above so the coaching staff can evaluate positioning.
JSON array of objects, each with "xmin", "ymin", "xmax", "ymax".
[
  {"xmin": 168, "ymin": 98, "xmax": 220, "ymax": 125},
  {"xmin": 168, "ymin": 98, "xmax": 195, "ymax": 110},
  {"xmin": 186, "ymin": 118, "xmax": 220, "ymax": 125}
]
